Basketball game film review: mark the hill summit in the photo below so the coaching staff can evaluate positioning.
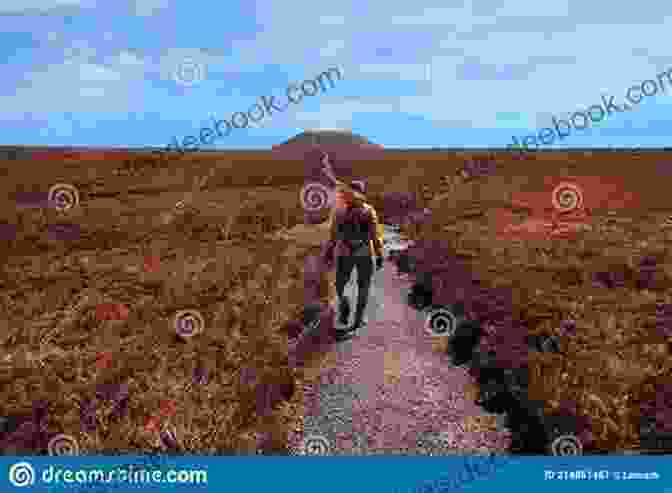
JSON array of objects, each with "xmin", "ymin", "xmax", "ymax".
[{"xmin": 276, "ymin": 129, "xmax": 377, "ymax": 147}]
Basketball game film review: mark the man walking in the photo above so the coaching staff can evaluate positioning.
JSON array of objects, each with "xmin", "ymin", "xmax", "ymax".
[{"xmin": 327, "ymin": 179, "xmax": 384, "ymax": 340}]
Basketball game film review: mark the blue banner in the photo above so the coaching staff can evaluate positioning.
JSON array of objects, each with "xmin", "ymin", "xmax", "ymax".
[{"xmin": 0, "ymin": 456, "xmax": 669, "ymax": 493}]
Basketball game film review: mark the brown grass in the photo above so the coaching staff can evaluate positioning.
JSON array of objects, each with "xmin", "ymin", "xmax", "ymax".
[
  {"xmin": 0, "ymin": 151, "xmax": 336, "ymax": 454},
  {"xmin": 386, "ymin": 151, "xmax": 672, "ymax": 452},
  {"xmin": 1, "ymin": 149, "xmax": 670, "ymax": 454}
]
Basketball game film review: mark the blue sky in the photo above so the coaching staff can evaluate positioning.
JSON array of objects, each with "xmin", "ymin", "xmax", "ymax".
[{"xmin": 1, "ymin": 1, "xmax": 672, "ymax": 149}]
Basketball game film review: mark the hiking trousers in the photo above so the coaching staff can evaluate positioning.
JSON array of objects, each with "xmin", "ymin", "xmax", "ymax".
[{"xmin": 335, "ymin": 254, "xmax": 374, "ymax": 325}]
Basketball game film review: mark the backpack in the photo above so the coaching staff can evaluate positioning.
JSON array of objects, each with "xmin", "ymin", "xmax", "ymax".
[{"xmin": 336, "ymin": 205, "xmax": 373, "ymax": 255}]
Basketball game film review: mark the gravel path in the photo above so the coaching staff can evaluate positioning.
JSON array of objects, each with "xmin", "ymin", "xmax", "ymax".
[{"xmin": 292, "ymin": 227, "xmax": 511, "ymax": 455}]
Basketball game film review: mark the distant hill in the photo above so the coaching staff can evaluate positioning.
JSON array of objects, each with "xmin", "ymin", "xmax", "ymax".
[{"xmin": 275, "ymin": 129, "xmax": 379, "ymax": 148}]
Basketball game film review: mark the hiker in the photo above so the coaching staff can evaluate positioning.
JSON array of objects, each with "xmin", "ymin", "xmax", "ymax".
[
  {"xmin": 326, "ymin": 180, "xmax": 384, "ymax": 338},
  {"xmin": 318, "ymin": 151, "xmax": 384, "ymax": 242}
]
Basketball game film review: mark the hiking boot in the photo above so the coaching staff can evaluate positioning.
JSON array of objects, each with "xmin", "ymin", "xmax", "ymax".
[{"xmin": 338, "ymin": 298, "xmax": 351, "ymax": 326}]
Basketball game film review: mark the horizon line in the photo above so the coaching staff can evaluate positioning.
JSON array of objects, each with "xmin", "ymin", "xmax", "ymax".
[{"xmin": 0, "ymin": 145, "xmax": 670, "ymax": 153}]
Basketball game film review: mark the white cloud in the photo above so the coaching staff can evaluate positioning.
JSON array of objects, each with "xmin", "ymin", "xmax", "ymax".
[
  {"xmin": 78, "ymin": 86, "xmax": 107, "ymax": 97},
  {"xmin": 319, "ymin": 39, "xmax": 346, "ymax": 58},
  {"xmin": 0, "ymin": 57, "xmax": 139, "ymax": 119},
  {"xmin": 132, "ymin": 0, "xmax": 171, "ymax": 17},
  {"xmin": 0, "ymin": 0, "xmax": 89, "ymax": 13},
  {"xmin": 118, "ymin": 50, "xmax": 145, "ymax": 67},
  {"xmin": 488, "ymin": 0, "xmax": 570, "ymax": 18},
  {"xmin": 292, "ymin": 100, "xmax": 397, "ymax": 128},
  {"xmin": 63, "ymin": 39, "xmax": 97, "ymax": 62},
  {"xmin": 4, "ymin": 0, "xmax": 672, "ymax": 142},
  {"xmin": 45, "ymin": 31, "xmax": 60, "ymax": 43},
  {"xmin": 116, "ymin": 50, "xmax": 147, "ymax": 78},
  {"xmin": 357, "ymin": 63, "xmax": 429, "ymax": 82},
  {"xmin": 228, "ymin": 1, "xmax": 672, "ymax": 134},
  {"xmin": 319, "ymin": 15, "xmax": 345, "ymax": 25},
  {"xmin": 390, "ymin": 6, "xmax": 469, "ymax": 25},
  {"xmin": 77, "ymin": 62, "xmax": 122, "ymax": 82}
]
